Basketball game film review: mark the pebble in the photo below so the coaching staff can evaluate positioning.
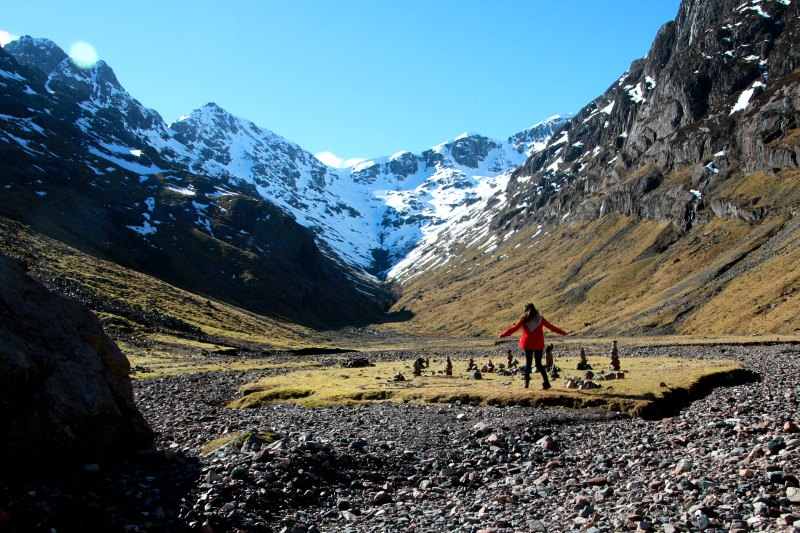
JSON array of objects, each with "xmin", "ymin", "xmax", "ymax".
[{"xmin": 3, "ymin": 343, "xmax": 799, "ymax": 532}]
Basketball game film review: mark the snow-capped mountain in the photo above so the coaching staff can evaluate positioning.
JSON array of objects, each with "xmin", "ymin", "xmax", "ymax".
[
  {"xmin": 0, "ymin": 38, "xmax": 391, "ymax": 327},
  {"xmin": 389, "ymin": 0, "xmax": 800, "ymax": 337},
  {"xmin": 1, "ymin": 34, "xmax": 565, "ymax": 282},
  {"xmin": 5, "ymin": 37, "xmax": 169, "ymax": 149},
  {"xmin": 152, "ymin": 105, "xmax": 566, "ymax": 274}
]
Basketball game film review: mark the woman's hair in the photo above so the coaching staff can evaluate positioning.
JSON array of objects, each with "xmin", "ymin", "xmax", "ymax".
[{"xmin": 521, "ymin": 302, "xmax": 539, "ymax": 322}]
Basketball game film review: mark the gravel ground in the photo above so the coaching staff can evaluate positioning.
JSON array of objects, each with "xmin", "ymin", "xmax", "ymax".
[{"xmin": 2, "ymin": 343, "xmax": 799, "ymax": 532}]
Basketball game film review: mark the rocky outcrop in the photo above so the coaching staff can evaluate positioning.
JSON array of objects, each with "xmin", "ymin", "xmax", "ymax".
[
  {"xmin": 0, "ymin": 254, "xmax": 152, "ymax": 468},
  {"xmin": 501, "ymin": 0, "xmax": 800, "ymax": 233}
]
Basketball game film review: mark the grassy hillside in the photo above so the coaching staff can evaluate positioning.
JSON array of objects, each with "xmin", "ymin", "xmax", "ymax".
[
  {"xmin": 387, "ymin": 171, "xmax": 800, "ymax": 337},
  {"xmin": 0, "ymin": 216, "xmax": 327, "ymax": 351}
]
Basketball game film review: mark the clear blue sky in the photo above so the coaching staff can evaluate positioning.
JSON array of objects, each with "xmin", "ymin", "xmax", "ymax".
[{"xmin": 2, "ymin": 1, "xmax": 680, "ymax": 161}]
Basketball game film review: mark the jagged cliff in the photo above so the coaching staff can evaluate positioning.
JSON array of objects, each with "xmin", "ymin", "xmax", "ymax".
[{"xmin": 499, "ymin": 0, "xmax": 799, "ymax": 231}]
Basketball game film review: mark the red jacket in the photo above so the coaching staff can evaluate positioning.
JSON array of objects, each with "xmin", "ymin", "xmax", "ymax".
[{"xmin": 500, "ymin": 317, "xmax": 567, "ymax": 350}]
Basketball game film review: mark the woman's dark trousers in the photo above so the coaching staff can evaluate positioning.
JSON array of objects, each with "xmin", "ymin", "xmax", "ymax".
[{"xmin": 524, "ymin": 349, "xmax": 550, "ymax": 389}]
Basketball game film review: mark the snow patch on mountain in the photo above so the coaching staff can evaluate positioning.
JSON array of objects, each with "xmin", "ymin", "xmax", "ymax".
[
  {"xmin": 387, "ymin": 169, "xmax": 514, "ymax": 280},
  {"xmin": 314, "ymin": 151, "xmax": 367, "ymax": 168}
]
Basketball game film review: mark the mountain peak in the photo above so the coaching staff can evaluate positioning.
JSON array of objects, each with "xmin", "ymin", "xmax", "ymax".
[
  {"xmin": 184, "ymin": 102, "xmax": 245, "ymax": 125},
  {"xmin": 508, "ymin": 115, "xmax": 569, "ymax": 155},
  {"xmin": 529, "ymin": 114, "xmax": 568, "ymax": 129},
  {"xmin": 171, "ymin": 102, "xmax": 243, "ymax": 131},
  {"xmin": 201, "ymin": 101, "xmax": 225, "ymax": 112},
  {"xmin": 12, "ymin": 35, "xmax": 62, "ymax": 52},
  {"xmin": 4, "ymin": 35, "xmax": 67, "ymax": 74},
  {"xmin": 454, "ymin": 131, "xmax": 483, "ymax": 141}
]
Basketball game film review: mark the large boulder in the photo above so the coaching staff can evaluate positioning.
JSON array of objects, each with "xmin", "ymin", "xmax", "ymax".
[{"xmin": 0, "ymin": 255, "xmax": 152, "ymax": 468}]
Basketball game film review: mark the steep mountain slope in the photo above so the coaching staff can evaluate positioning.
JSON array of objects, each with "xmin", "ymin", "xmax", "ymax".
[
  {"xmin": 389, "ymin": 0, "xmax": 800, "ymax": 337},
  {"xmin": 0, "ymin": 40, "xmax": 388, "ymax": 328},
  {"xmin": 156, "ymin": 102, "xmax": 564, "ymax": 274}
]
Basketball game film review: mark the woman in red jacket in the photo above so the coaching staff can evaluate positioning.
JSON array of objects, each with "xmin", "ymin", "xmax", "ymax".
[{"xmin": 499, "ymin": 303, "xmax": 568, "ymax": 389}]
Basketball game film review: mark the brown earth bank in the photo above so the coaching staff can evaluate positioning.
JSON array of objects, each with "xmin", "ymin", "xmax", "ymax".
[{"xmin": 1, "ymin": 341, "xmax": 798, "ymax": 532}]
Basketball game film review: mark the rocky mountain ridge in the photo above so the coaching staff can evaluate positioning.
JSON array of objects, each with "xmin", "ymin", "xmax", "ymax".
[{"xmin": 501, "ymin": 0, "xmax": 799, "ymax": 231}]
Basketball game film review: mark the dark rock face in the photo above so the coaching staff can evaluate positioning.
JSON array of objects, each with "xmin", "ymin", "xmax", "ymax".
[
  {"xmin": 0, "ymin": 255, "xmax": 152, "ymax": 468},
  {"xmin": 4, "ymin": 36, "xmax": 67, "ymax": 74},
  {"xmin": 449, "ymin": 135, "xmax": 498, "ymax": 168},
  {"xmin": 501, "ymin": 0, "xmax": 800, "ymax": 233},
  {"xmin": 387, "ymin": 152, "xmax": 419, "ymax": 178}
]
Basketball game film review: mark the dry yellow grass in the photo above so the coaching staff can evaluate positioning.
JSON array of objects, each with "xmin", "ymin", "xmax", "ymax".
[
  {"xmin": 773, "ymin": 128, "xmax": 800, "ymax": 147},
  {"xmin": 123, "ymin": 333, "xmax": 323, "ymax": 379},
  {"xmin": 715, "ymin": 170, "xmax": 800, "ymax": 210},
  {"xmin": 661, "ymin": 165, "xmax": 695, "ymax": 187},
  {"xmin": 128, "ymin": 332, "xmax": 792, "ymax": 379},
  {"xmin": 385, "ymin": 208, "xmax": 800, "ymax": 338},
  {"xmin": 228, "ymin": 355, "xmax": 744, "ymax": 417}
]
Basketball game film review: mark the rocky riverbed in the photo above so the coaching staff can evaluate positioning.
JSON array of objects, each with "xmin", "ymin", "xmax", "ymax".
[{"xmin": 2, "ymin": 342, "xmax": 799, "ymax": 532}]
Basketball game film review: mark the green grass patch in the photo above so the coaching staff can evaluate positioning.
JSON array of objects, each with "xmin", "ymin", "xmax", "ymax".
[
  {"xmin": 200, "ymin": 430, "xmax": 277, "ymax": 456},
  {"xmin": 228, "ymin": 356, "xmax": 749, "ymax": 417}
]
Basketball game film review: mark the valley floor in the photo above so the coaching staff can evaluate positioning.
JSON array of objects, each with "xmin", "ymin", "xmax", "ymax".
[{"xmin": 2, "ymin": 339, "xmax": 800, "ymax": 532}]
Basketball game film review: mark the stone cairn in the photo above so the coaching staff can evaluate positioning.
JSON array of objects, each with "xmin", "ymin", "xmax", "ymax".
[
  {"xmin": 567, "ymin": 365, "xmax": 625, "ymax": 388},
  {"xmin": 545, "ymin": 345, "xmax": 560, "ymax": 379},
  {"xmin": 545, "ymin": 345, "xmax": 555, "ymax": 370},
  {"xmin": 496, "ymin": 351, "xmax": 520, "ymax": 376},
  {"xmin": 412, "ymin": 357, "xmax": 426, "ymax": 377},
  {"xmin": 576, "ymin": 347, "xmax": 592, "ymax": 371},
  {"xmin": 610, "ymin": 340, "xmax": 621, "ymax": 371},
  {"xmin": 565, "ymin": 344, "xmax": 626, "ymax": 389}
]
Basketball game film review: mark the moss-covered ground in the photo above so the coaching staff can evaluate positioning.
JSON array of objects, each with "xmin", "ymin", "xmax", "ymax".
[{"xmin": 228, "ymin": 355, "xmax": 746, "ymax": 417}]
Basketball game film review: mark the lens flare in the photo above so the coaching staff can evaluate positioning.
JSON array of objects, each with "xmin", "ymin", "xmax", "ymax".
[
  {"xmin": 0, "ymin": 30, "xmax": 17, "ymax": 48},
  {"xmin": 69, "ymin": 41, "xmax": 99, "ymax": 69}
]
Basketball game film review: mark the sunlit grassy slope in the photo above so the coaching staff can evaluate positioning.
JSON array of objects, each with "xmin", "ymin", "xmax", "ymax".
[
  {"xmin": 229, "ymin": 355, "xmax": 743, "ymax": 417},
  {"xmin": 386, "ymin": 169, "xmax": 800, "ymax": 338}
]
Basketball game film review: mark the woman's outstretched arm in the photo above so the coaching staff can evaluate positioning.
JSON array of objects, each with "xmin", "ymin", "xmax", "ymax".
[
  {"xmin": 542, "ymin": 318, "xmax": 568, "ymax": 336},
  {"xmin": 499, "ymin": 320, "xmax": 523, "ymax": 337}
]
